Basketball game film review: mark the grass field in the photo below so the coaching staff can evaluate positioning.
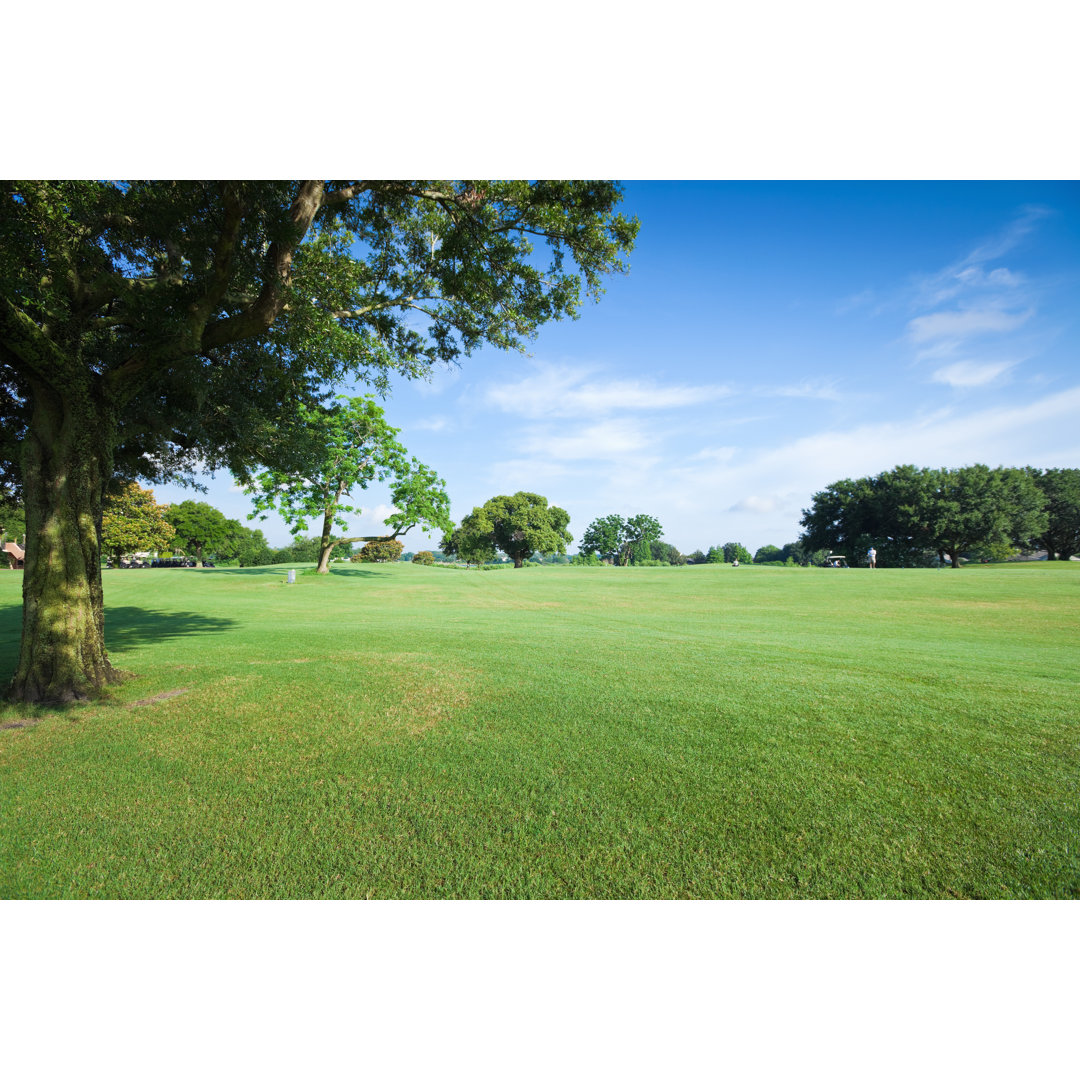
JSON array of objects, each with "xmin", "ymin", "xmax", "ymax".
[{"xmin": 1, "ymin": 561, "xmax": 1077, "ymax": 899}]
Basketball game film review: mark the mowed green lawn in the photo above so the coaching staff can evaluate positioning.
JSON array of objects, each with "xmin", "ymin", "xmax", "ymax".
[{"xmin": 1, "ymin": 561, "xmax": 1077, "ymax": 899}]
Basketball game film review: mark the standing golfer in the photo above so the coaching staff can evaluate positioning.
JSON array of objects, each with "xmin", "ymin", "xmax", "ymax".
[{"xmin": 868, "ymin": 546, "xmax": 877, "ymax": 569}]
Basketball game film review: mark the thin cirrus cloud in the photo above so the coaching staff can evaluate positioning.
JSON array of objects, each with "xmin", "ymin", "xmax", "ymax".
[
  {"xmin": 759, "ymin": 379, "xmax": 844, "ymax": 401},
  {"xmin": 907, "ymin": 306, "xmax": 1034, "ymax": 345},
  {"xmin": 931, "ymin": 359, "xmax": 1018, "ymax": 388},
  {"xmin": 520, "ymin": 418, "xmax": 653, "ymax": 462},
  {"xmin": 484, "ymin": 364, "xmax": 731, "ymax": 419},
  {"xmin": 915, "ymin": 205, "xmax": 1049, "ymax": 306}
]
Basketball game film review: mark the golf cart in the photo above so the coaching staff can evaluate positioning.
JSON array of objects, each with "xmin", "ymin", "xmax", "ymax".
[{"xmin": 823, "ymin": 554, "xmax": 849, "ymax": 568}]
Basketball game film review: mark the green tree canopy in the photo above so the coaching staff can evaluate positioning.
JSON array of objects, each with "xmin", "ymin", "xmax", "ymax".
[
  {"xmin": 101, "ymin": 483, "xmax": 175, "ymax": 564},
  {"xmin": 244, "ymin": 395, "xmax": 451, "ymax": 573},
  {"xmin": 579, "ymin": 514, "xmax": 626, "ymax": 563},
  {"xmin": 226, "ymin": 522, "xmax": 272, "ymax": 567},
  {"xmin": 753, "ymin": 544, "xmax": 783, "ymax": 563},
  {"xmin": 801, "ymin": 464, "xmax": 1048, "ymax": 568},
  {"xmin": 0, "ymin": 500, "xmax": 26, "ymax": 545},
  {"xmin": 722, "ymin": 542, "xmax": 752, "ymax": 564},
  {"xmin": 919, "ymin": 465, "xmax": 1046, "ymax": 568},
  {"xmin": 455, "ymin": 492, "xmax": 572, "ymax": 568},
  {"xmin": 649, "ymin": 540, "xmax": 686, "ymax": 565},
  {"xmin": 579, "ymin": 512, "xmax": 663, "ymax": 565},
  {"xmin": 165, "ymin": 501, "xmax": 233, "ymax": 567},
  {"xmin": 1027, "ymin": 467, "xmax": 1080, "ymax": 560},
  {"xmin": 0, "ymin": 180, "xmax": 635, "ymax": 701}
]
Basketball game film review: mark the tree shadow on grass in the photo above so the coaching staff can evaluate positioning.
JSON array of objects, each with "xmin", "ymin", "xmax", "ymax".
[
  {"xmin": 105, "ymin": 606, "xmax": 239, "ymax": 655},
  {"xmin": 0, "ymin": 605, "xmax": 237, "ymax": 721},
  {"xmin": 207, "ymin": 565, "xmax": 379, "ymax": 578}
]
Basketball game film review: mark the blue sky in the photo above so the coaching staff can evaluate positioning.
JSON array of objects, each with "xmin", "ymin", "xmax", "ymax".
[{"xmin": 155, "ymin": 181, "xmax": 1080, "ymax": 556}]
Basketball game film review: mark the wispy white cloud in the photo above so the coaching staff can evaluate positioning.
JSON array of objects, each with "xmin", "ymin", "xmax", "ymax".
[
  {"xmin": 835, "ymin": 288, "xmax": 876, "ymax": 315},
  {"xmin": 521, "ymin": 418, "xmax": 655, "ymax": 462},
  {"xmin": 485, "ymin": 364, "xmax": 731, "ymax": 419},
  {"xmin": 930, "ymin": 359, "xmax": 1018, "ymax": 388},
  {"xmin": 690, "ymin": 446, "xmax": 738, "ymax": 463},
  {"xmin": 729, "ymin": 494, "xmax": 780, "ymax": 514},
  {"xmin": 759, "ymin": 378, "xmax": 844, "ymax": 401},
  {"xmin": 907, "ymin": 305, "xmax": 1033, "ymax": 345},
  {"xmin": 411, "ymin": 416, "xmax": 451, "ymax": 432},
  {"xmin": 915, "ymin": 205, "xmax": 1050, "ymax": 307}
]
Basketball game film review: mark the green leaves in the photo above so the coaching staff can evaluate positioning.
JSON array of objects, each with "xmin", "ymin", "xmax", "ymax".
[
  {"xmin": 1028, "ymin": 467, "xmax": 1080, "ymax": 559},
  {"xmin": 580, "ymin": 512, "xmax": 663, "ymax": 565},
  {"xmin": 455, "ymin": 492, "xmax": 572, "ymax": 568},
  {"xmin": 801, "ymin": 464, "xmax": 1050, "ymax": 567},
  {"xmin": 164, "ymin": 500, "xmax": 232, "ymax": 564},
  {"xmin": 243, "ymin": 395, "xmax": 451, "ymax": 572},
  {"xmin": 101, "ymin": 482, "xmax": 175, "ymax": 560}
]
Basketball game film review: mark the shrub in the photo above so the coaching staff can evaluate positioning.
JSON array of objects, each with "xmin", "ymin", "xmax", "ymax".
[
  {"xmin": 355, "ymin": 539, "xmax": 404, "ymax": 563},
  {"xmin": 571, "ymin": 552, "xmax": 602, "ymax": 566},
  {"xmin": 413, "ymin": 550, "xmax": 435, "ymax": 566}
]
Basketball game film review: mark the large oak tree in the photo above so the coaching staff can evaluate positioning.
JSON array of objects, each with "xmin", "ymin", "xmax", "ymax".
[
  {"xmin": 0, "ymin": 181, "xmax": 637, "ymax": 701},
  {"xmin": 448, "ymin": 492, "xmax": 572, "ymax": 568}
]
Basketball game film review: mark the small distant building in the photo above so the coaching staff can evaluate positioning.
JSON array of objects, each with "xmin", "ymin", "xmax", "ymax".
[{"xmin": 2, "ymin": 540, "xmax": 25, "ymax": 569}]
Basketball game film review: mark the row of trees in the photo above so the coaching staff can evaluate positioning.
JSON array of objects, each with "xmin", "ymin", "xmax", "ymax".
[
  {"xmin": 98, "ymin": 484, "xmax": 336, "ymax": 568},
  {"xmin": 92, "ymin": 476, "xmax": 852, "ymax": 575},
  {"xmin": 799, "ymin": 465, "xmax": 1079, "ymax": 568}
]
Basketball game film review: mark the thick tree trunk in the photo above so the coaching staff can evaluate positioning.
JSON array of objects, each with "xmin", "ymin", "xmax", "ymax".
[
  {"xmin": 8, "ymin": 385, "xmax": 125, "ymax": 703},
  {"xmin": 316, "ymin": 542, "xmax": 336, "ymax": 573},
  {"xmin": 946, "ymin": 547, "xmax": 961, "ymax": 568}
]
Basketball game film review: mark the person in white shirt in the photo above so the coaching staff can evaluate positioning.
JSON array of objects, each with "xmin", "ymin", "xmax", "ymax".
[{"xmin": 868, "ymin": 546, "xmax": 877, "ymax": 569}]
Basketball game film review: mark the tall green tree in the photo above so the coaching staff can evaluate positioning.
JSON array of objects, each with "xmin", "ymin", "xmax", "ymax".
[
  {"xmin": 579, "ymin": 512, "xmax": 663, "ymax": 565},
  {"xmin": 244, "ymin": 396, "xmax": 451, "ymax": 573},
  {"xmin": 799, "ymin": 475, "xmax": 879, "ymax": 565},
  {"xmin": 0, "ymin": 180, "xmax": 636, "ymax": 701},
  {"xmin": 650, "ymin": 540, "xmax": 686, "ymax": 565},
  {"xmin": 1027, "ymin": 467, "xmax": 1080, "ymax": 560},
  {"xmin": 623, "ymin": 514, "xmax": 663, "ymax": 565},
  {"xmin": 101, "ymin": 483, "xmax": 175, "ymax": 565},
  {"xmin": 227, "ymin": 522, "xmax": 272, "ymax": 567},
  {"xmin": 454, "ymin": 492, "xmax": 571, "ymax": 568},
  {"xmin": 165, "ymin": 501, "xmax": 234, "ymax": 567},
  {"xmin": 579, "ymin": 514, "xmax": 626, "ymax": 563},
  {"xmin": 918, "ymin": 465, "xmax": 1047, "ymax": 569}
]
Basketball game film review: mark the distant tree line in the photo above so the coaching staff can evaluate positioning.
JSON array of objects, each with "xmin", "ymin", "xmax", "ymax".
[
  {"xmin": 799, "ymin": 465, "xmax": 1078, "ymax": 568},
  {"xmin": 87, "ymin": 465, "xmax": 1080, "ymax": 577}
]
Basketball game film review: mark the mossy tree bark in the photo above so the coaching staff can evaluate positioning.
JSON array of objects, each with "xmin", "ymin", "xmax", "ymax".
[{"xmin": 10, "ymin": 382, "xmax": 124, "ymax": 702}]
